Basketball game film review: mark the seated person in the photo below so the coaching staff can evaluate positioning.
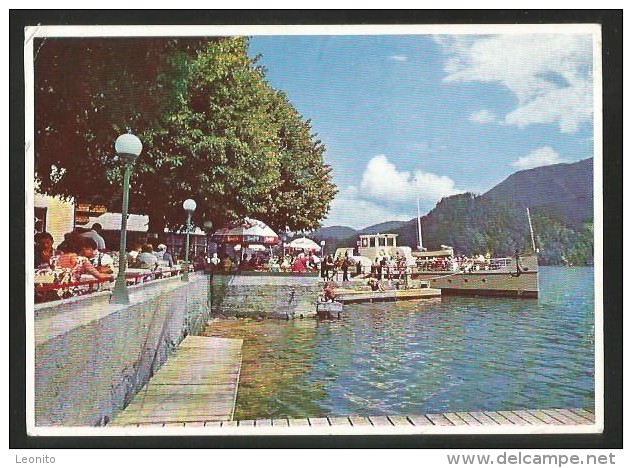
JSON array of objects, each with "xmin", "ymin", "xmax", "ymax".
[
  {"xmin": 127, "ymin": 244, "xmax": 143, "ymax": 268},
  {"xmin": 155, "ymin": 244, "xmax": 174, "ymax": 267},
  {"xmin": 323, "ymin": 281, "xmax": 337, "ymax": 302},
  {"xmin": 269, "ymin": 259, "xmax": 280, "ymax": 272},
  {"xmin": 137, "ymin": 244, "xmax": 158, "ymax": 270},
  {"xmin": 291, "ymin": 255, "xmax": 308, "ymax": 272},
  {"xmin": 80, "ymin": 238, "xmax": 114, "ymax": 274},
  {"xmin": 53, "ymin": 236, "xmax": 114, "ymax": 282},
  {"xmin": 367, "ymin": 276, "xmax": 385, "ymax": 292},
  {"xmin": 34, "ymin": 231, "xmax": 56, "ymax": 268},
  {"xmin": 222, "ymin": 255, "xmax": 233, "ymax": 272}
]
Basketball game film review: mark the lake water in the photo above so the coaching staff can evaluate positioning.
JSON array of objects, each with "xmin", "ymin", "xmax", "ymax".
[{"xmin": 204, "ymin": 266, "xmax": 595, "ymax": 420}]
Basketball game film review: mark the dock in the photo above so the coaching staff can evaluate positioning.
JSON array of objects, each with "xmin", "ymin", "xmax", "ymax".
[
  {"xmin": 110, "ymin": 335, "xmax": 242, "ymax": 426},
  {"xmin": 334, "ymin": 287, "xmax": 441, "ymax": 304},
  {"xmin": 112, "ymin": 407, "xmax": 595, "ymax": 430}
]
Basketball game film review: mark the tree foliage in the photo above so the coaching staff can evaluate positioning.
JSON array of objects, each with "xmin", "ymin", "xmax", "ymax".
[{"xmin": 34, "ymin": 36, "xmax": 337, "ymax": 234}]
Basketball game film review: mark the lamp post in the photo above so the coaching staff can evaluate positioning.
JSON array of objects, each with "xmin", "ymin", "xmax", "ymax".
[
  {"xmin": 281, "ymin": 232, "xmax": 288, "ymax": 257},
  {"xmin": 320, "ymin": 240, "xmax": 326, "ymax": 257},
  {"xmin": 111, "ymin": 133, "xmax": 143, "ymax": 304},
  {"xmin": 182, "ymin": 198, "xmax": 197, "ymax": 281}
]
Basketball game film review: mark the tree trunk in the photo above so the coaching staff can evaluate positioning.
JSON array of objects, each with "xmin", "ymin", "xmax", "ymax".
[{"xmin": 146, "ymin": 207, "xmax": 166, "ymax": 243}]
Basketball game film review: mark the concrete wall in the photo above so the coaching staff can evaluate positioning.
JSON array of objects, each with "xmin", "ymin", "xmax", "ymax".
[
  {"xmin": 33, "ymin": 273, "xmax": 212, "ymax": 427},
  {"xmin": 210, "ymin": 274, "xmax": 321, "ymax": 319}
]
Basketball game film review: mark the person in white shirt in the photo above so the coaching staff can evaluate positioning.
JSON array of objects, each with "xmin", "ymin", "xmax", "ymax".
[
  {"xmin": 137, "ymin": 244, "xmax": 158, "ymax": 270},
  {"xmin": 155, "ymin": 244, "xmax": 174, "ymax": 267},
  {"xmin": 81, "ymin": 223, "xmax": 106, "ymax": 251}
]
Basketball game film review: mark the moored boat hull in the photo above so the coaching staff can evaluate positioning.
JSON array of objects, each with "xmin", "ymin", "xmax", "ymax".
[{"xmin": 412, "ymin": 255, "xmax": 539, "ymax": 298}]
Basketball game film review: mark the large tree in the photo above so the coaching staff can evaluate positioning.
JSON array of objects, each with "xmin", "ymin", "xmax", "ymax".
[
  {"xmin": 34, "ymin": 36, "xmax": 336, "ymax": 234},
  {"xmin": 34, "ymin": 37, "xmax": 204, "ymax": 203},
  {"xmin": 256, "ymin": 89, "xmax": 337, "ymax": 233}
]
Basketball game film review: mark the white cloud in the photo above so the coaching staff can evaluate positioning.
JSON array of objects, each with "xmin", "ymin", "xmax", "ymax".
[
  {"xmin": 325, "ymin": 186, "xmax": 411, "ymax": 230},
  {"xmin": 512, "ymin": 146, "xmax": 566, "ymax": 170},
  {"xmin": 469, "ymin": 109, "xmax": 497, "ymax": 124},
  {"xmin": 360, "ymin": 154, "xmax": 462, "ymax": 203},
  {"xmin": 435, "ymin": 34, "xmax": 593, "ymax": 133},
  {"xmin": 388, "ymin": 55, "xmax": 408, "ymax": 62},
  {"xmin": 324, "ymin": 155, "xmax": 464, "ymax": 228}
]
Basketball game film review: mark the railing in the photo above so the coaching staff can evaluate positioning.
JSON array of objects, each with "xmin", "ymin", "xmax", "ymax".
[
  {"xmin": 414, "ymin": 257, "xmax": 513, "ymax": 273},
  {"xmin": 34, "ymin": 266, "xmax": 188, "ymax": 304}
]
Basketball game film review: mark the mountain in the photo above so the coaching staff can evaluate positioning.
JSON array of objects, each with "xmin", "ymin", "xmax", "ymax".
[
  {"xmin": 482, "ymin": 158, "xmax": 593, "ymax": 228},
  {"xmin": 395, "ymin": 158, "xmax": 594, "ymax": 265},
  {"xmin": 358, "ymin": 220, "xmax": 407, "ymax": 234}
]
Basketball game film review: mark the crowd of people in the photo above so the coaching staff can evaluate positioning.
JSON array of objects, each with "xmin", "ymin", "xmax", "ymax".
[
  {"xmin": 369, "ymin": 254, "xmax": 410, "ymax": 281},
  {"xmin": 33, "ymin": 224, "xmax": 186, "ymax": 303},
  {"xmin": 416, "ymin": 254, "xmax": 494, "ymax": 273},
  {"xmin": 206, "ymin": 250, "xmax": 323, "ymax": 273},
  {"xmin": 37, "ymin": 227, "xmax": 501, "ymax": 304}
]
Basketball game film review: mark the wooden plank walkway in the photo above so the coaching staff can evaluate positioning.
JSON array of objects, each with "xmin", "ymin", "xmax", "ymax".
[
  {"xmin": 115, "ymin": 407, "xmax": 594, "ymax": 428},
  {"xmin": 110, "ymin": 336, "xmax": 243, "ymax": 426}
]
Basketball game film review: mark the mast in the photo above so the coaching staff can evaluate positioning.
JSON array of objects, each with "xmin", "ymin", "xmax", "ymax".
[
  {"xmin": 526, "ymin": 207, "xmax": 537, "ymax": 253},
  {"xmin": 416, "ymin": 195, "xmax": 423, "ymax": 251}
]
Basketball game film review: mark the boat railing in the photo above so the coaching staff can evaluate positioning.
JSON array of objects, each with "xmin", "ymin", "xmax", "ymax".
[
  {"xmin": 414, "ymin": 256, "xmax": 513, "ymax": 273},
  {"xmin": 488, "ymin": 257, "xmax": 512, "ymax": 270},
  {"xmin": 326, "ymin": 255, "xmax": 515, "ymax": 280}
]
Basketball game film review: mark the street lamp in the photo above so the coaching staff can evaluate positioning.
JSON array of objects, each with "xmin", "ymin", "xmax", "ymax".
[
  {"xmin": 182, "ymin": 198, "xmax": 197, "ymax": 281},
  {"xmin": 320, "ymin": 240, "xmax": 326, "ymax": 257},
  {"xmin": 111, "ymin": 133, "xmax": 143, "ymax": 304}
]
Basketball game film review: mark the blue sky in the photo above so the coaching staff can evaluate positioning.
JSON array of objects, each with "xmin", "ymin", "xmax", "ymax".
[{"xmin": 248, "ymin": 33, "xmax": 595, "ymax": 229}]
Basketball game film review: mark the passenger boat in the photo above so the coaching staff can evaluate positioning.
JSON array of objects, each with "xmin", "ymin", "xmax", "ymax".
[
  {"xmin": 351, "ymin": 230, "xmax": 539, "ymax": 299},
  {"xmin": 411, "ymin": 248, "xmax": 539, "ymax": 298}
]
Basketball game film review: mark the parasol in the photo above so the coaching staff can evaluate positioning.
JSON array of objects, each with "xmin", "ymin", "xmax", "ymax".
[
  {"xmin": 287, "ymin": 237, "xmax": 321, "ymax": 252},
  {"xmin": 212, "ymin": 218, "xmax": 280, "ymax": 245}
]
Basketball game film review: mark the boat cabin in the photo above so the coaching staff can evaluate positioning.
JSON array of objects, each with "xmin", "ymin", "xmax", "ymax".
[{"xmin": 357, "ymin": 233, "xmax": 399, "ymax": 260}]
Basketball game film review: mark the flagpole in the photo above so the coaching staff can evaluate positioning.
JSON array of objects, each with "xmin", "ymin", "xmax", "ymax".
[{"xmin": 416, "ymin": 194, "xmax": 423, "ymax": 251}]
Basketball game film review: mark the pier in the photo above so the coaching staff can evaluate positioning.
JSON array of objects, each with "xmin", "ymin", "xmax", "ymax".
[
  {"xmin": 112, "ymin": 407, "xmax": 595, "ymax": 431},
  {"xmin": 111, "ymin": 336, "xmax": 242, "ymax": 426}
]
